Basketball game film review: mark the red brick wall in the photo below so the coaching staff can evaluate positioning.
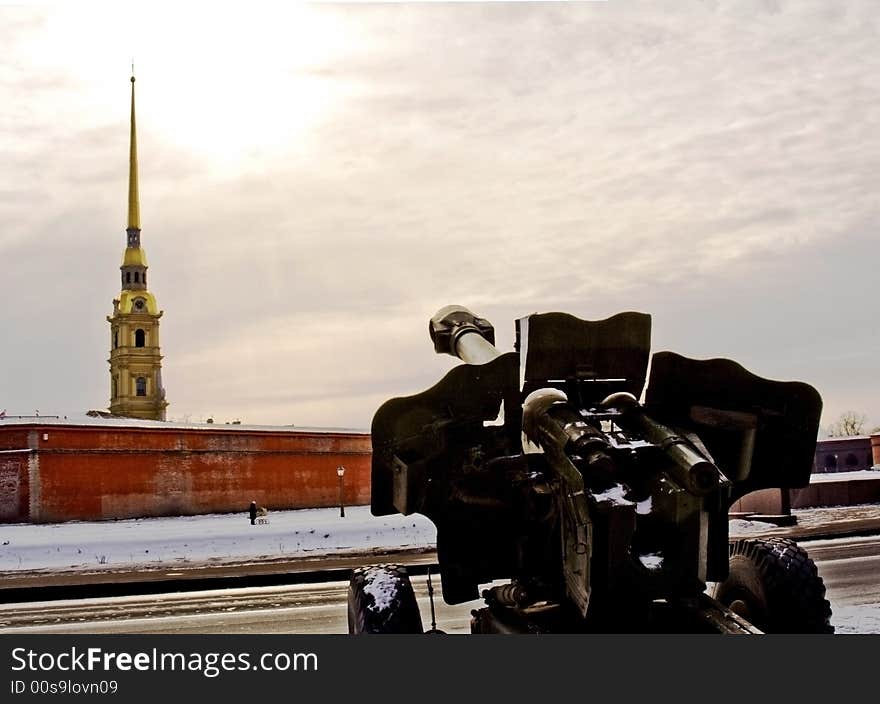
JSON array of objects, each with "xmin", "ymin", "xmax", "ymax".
[
  {"xmin": 0, "ymin": 423, "xmax": 371, "ymax": 523},
  {"xmin": 0, "ymin": 428, "xmax": 30, "ymax": 451}
]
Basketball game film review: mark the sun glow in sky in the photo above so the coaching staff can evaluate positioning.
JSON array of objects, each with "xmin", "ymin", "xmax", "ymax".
[
  {"xmin": 1, "ymin": 1, "xmax": 878, "ymax": 432},
  {"xmin": 18, "ymin": 4, "xmax": 356, "ymax": 165}
]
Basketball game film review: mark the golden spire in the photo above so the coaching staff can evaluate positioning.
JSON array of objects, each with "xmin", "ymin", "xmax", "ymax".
[{"xmin": 127, "ymin": 74, "xmax": 140, "ymax": 231}]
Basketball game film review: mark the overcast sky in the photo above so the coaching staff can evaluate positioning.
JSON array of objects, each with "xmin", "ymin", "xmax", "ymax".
[{"xmin": 1, "ymin": 1, "xmax": 877, "ymax": 433}]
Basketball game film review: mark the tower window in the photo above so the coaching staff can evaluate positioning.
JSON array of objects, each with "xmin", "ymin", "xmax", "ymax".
[
  {"xmin": 135, "ymin": 329, "xmax": 146, "ymax": 347},
  {"xmin": 126, "ymin": 272, "xmax": 131, "ymax": 284},
  {"xmin": 136, "ymin": 377, "xmax": 147, "ymax": 396},
  {"xmin": 134, "ymin": 272, "xmax": 140, "ymax": 283},
  {"xmin": 113, "ymin": 330, "xmax": 118, "ymax": 349}
]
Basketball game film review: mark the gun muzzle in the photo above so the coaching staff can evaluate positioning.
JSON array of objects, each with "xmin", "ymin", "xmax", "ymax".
[
  {"xmin": 429, "ymin": 305, "xmax": 500, "ymax": 364},
  {"xmin": 601, "ymin": 393, "xmax": 722, "ymax": 495}
]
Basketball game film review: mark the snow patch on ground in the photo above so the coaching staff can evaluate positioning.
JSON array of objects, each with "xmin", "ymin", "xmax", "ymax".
[
  {"xmin": 0, "ymin": 506, "xmax": 437, "ymax": 573},
  {"xmin": 832, "ymin": 604, "xmax": 880, "ymax": 634},
  {"xmin": 728, "ymin": 518, "xmax": 782, "ymax": 535}
]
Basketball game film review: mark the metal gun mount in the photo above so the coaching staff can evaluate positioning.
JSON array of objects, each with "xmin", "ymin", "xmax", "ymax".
[{"xmin": 351, "ymin": 306, "xmax": 831, "ymax": 634}]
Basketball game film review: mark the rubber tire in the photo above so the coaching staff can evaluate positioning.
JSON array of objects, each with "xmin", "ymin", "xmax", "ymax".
[
  {"xmin": 712, "ymin": 537, "xmax": 833, "ymax": 633},
  {"xmin": 348, "ymin": 564, "xmax": 424, "ymax": 634}
]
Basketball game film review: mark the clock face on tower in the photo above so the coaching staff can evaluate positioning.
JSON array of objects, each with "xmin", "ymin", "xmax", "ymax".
[{"xmin": 134, "ymin": 298, "xmax": 145, "ymax": 311}]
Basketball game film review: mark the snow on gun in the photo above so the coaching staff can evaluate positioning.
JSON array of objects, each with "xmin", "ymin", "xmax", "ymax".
[{"xmin": 348, "ymin": 305, "xmax": 832, "ymax": 634}]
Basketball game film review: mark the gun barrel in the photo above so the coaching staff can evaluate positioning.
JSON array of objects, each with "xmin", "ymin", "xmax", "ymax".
[
  {"xmin": 429, "ymin": 305, "xmax": 500, "ymax": 364},
  {"xmin": 634, "ymin": 415, "xmax": 720, "ymax": 494},
  {"xmin": 455, "ymin": 331, "xmax": 501, "ymax": 364},
  {"xmin": 601, "ymin": 393, "xmax": 721, "ymax": 495},
  {"xmin": 522, "ymin": 388, "xmax": 616, "ymax": 488}
]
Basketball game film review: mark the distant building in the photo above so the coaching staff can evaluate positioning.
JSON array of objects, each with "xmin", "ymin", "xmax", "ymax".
[
  {"xmin": 813, "ymin": 436, "xmax": 874, "ymax": 473},
  {"xmin": 106, "ymin": 75, "xmax": 168, "ymax": 421}
]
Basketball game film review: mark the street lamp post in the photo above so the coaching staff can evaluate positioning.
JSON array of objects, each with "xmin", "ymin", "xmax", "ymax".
[{"xmin": 337, "ymin": 466, "xmax": 345, "ymax": 517}]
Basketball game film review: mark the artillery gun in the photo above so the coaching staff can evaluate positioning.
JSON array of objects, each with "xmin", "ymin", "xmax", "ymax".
[{"xmin": 348, "ymin": 306, "xmax": 832, "ymax": 634}]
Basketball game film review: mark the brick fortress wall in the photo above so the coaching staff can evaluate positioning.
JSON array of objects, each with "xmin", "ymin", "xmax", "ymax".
[{"xmin": 0, "ymin": 420, "xmax": 370, "ymax": 523}]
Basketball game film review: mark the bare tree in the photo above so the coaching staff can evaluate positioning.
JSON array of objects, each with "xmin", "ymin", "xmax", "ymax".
[{"xmin": 825, "ymin": 411, "xmax": 867, "ymax": 437}]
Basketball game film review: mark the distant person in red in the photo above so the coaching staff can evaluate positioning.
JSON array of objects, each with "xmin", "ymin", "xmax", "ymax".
[{"xmin": 249, "ymin": 501, "xmax": 257, "ymax": 526}]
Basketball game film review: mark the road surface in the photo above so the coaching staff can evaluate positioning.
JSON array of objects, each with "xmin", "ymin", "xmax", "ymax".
[{"xmin": 1, "ymin": 535, "xmax": 878, "ymax": 634}]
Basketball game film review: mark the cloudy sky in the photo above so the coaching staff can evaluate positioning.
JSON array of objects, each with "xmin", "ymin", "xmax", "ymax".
[{"xmin": 1, "ymin": 1, "xmax": 877, "ymax": 433}]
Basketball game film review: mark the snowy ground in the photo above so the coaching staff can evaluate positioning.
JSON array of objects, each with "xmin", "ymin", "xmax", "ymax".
[
  {"xmin": 0, "ymin": 506, "xmax": 437, "ymax": 573},
  {"xmin": 0, "ymin": 510, "xmax": 823, "ymax": 574},
  {"xmin": 829, "ymin": 605, "xmax": 880, "ymax": 634},
  {"xmin": 2, "ymin": 507, "xmax": 879, "ymax": 634}
]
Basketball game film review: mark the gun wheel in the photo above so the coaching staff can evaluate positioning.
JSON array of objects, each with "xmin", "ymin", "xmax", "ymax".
[
  {"xmin": 711, "ymin": 537, "xmax": 833, "ymax": 633},
  {"xmin": 348, "ymin": 564, "xmax": 424, "ymax": 634}
]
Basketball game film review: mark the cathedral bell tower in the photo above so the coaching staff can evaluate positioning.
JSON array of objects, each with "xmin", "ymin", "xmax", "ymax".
[{"xmin": 107, "ymin": 74, "xmax": 168, "ymax": 420}]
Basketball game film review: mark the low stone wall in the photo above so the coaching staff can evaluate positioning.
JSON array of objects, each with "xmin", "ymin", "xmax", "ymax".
[
  {"xmin": 730, "ymin": 488, "xmax": 785, "ymax": 515},
  {"xmin": 733, "ymin": 475, "xmax": 880, "ymax": 514},
  {"xmin": 790, "ymin": 476, "xmax": 880, "ymax": 509}
]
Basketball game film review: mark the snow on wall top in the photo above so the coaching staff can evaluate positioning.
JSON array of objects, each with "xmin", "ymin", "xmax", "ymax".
[
  {"xmin": 809, "ymin": 469, "xmax": 880, "ymax": 483},
  {"xmin": 0, "ymin": 414, "xmax": 368, "ymax": 436}
]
